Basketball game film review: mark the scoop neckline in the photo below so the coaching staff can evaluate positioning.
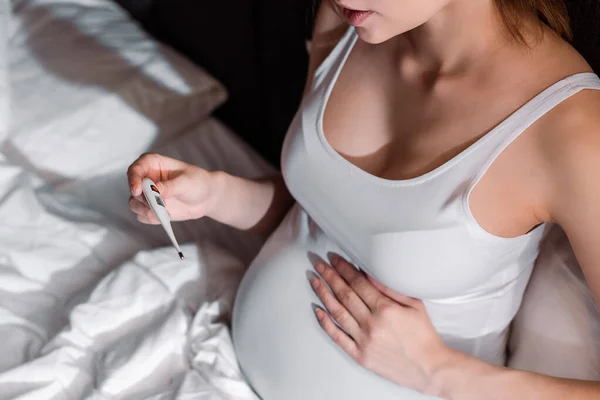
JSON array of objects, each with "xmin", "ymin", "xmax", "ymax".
[{"xmin": 315, "ymin": 28, "xmax": 598, "ymax": 188}]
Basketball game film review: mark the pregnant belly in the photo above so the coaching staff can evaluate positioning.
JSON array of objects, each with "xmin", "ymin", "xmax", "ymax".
[{"xmin": 231, "ymin": 206, "xmax": 439, "ymax": 400}]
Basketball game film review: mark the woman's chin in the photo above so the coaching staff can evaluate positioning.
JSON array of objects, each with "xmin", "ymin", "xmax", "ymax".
[{"xmin": 355, "ymin": 27, "xmax": 395, "ymax": 44}]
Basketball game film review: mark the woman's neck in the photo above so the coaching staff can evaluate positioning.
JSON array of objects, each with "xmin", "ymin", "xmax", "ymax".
[{"xmin": 400, "ymin": 0, "xmax": 526, "ymax": 77}]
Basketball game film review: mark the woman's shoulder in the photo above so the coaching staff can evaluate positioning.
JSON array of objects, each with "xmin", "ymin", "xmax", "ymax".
[
  {"xmin": 529, "ymin": 31, "xmax": 600, "ymax": 161},
  {"xmin": 534, "ymin": 72, "xmax": 600, "ymax": 212},
  {"xmin": 539, "ymin": 75, "xmax": 600, "ymax": 153}
]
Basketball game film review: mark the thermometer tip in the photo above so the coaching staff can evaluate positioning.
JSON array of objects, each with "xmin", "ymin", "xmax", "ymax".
[{"xmin": 179, "ymin": 252, "xmax": 185, "ymax": 260}]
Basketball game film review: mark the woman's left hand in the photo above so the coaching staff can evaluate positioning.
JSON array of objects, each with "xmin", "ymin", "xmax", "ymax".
[{"xmin": 311, "ymin": 255, "xmax": 452, "ymax": 395}]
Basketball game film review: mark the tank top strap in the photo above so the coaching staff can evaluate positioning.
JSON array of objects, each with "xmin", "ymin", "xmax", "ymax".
[
  {"xmin": 470, "ymin": 72, "xmax": 600, "ymax": 185},
  {"xmin": 312, "ymin": 26, "xmax": 357, "ymax": 85}
]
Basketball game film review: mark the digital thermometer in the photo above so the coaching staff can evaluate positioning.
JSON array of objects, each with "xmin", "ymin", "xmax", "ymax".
[{"xmin": 141, "ymin": 177, "xmax": 184, "ymax": 260}]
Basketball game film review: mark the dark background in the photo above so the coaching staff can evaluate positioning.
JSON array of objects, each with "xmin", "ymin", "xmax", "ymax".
[
  {"xmin": 114, "ymin": 0, "xmax": 317, "ymax": 166},
  {"xmin": 114, "ymin": 0, "xmax": 599, "ymax": 167}
]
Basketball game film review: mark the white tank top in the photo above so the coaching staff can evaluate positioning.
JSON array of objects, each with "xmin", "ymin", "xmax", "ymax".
[{"xmin": 232, "ymin": 27, "xmax": 600, "ymax": 399}]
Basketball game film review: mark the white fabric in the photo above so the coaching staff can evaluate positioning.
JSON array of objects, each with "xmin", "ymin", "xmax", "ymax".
[
  {"xmin": 508, "ymin": 225, "xmax": 600, "ymax": 380},
  {"xmin": 232, "ymin": 26, "xmax": 600, "ymax": 399},
  {"xmin": 0, "ymin": 3, "xmax": 274, "ymax": 396},
  {"xmin": 0, "ymin": 118, "xmax": 274, "ymax": 399},
  {"xmin": 0, "ymin": 0, "xmax": 10, "ymax": 141},
  {"xmin": 3, "ymin": 0, "xmax": 227, "ymax": 182}
]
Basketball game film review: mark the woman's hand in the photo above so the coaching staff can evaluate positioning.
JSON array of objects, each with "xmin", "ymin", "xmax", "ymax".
[
  {"xmin": 127, "ymin": 153, "xmax": 221, "ymax": 224},
  {"xmin": 310, "ymin": 255, "xmax": 451, "ymax": 395}
]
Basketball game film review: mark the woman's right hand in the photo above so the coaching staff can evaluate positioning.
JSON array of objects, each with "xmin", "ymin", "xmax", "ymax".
[{"xmin": 127, "ymin": 153, "xmax": 220, "ymax": 224}]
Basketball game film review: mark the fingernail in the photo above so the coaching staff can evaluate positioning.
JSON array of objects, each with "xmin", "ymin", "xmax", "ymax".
[
  {"xmin": 315, "ymin": 263, "xmax": 325, "ymax": 274},
  {"xmin": 311, "ymin": 278, "xmax": 320, "ymax": 289},
  {"xmin": 315, "ymin": 308, "xmax": 324, "ymax": 321},
  {"xmin": 331, "ymin": 254, "xmax": 340, "ymax": 266}
]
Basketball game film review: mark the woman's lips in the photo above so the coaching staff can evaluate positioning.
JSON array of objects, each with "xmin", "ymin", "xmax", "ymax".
[{"xmin": 342, "ymin": 8, "xmax": 373, "ymax": 26}]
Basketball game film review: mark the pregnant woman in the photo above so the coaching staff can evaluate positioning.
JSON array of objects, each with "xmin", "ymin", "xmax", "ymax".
[{"xmin": 127, "ymin": 0, "xmax": 600, "ymax": 398}]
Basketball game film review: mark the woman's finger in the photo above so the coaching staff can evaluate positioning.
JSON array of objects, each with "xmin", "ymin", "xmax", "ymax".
[
  {"xmin": 365, "ymin": 275, "xmax": 423, "ymax": 309},
  {"xmin": 127, "ymin": 154, "xmax": 156, "ymax": 197},
  {"xmin": 136, "ymin": 213, "xmax": 160, "ymax": 225},
  {"xmin": 315, "ymin": 262, "xmax": 371, "ymax": 326},
  {"xmin": 126, "ymin": 153, "xmax": 185, "ymax": 196},
  {"xmin": 130, "ymin": 197, "xmax": 160, "ymax": 224},
  {"xmin": 129, "ymin": 196, "xmax": 149, "ymax": 215},
  {"xmin": 311, "ymin": 276, "xmax": 361, "ymax": 337},
  {"xmin": 330, "ymin": 255, "xmax": 382, "ymax": 311},
  {"xmin": 315, "ymin": 308, "xmax": 360, "ymax": 361}
]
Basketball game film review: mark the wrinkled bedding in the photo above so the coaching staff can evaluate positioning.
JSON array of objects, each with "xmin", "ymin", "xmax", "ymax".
[
  {"xmin": 0, "ymin": 119, "xmax": 273, "ymax": 399},
  {"xmin": 0, "ymin": 1, "xmax": 278, "ymax": 397}
]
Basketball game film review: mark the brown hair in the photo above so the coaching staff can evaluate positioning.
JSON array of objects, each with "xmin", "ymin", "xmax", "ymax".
[{"xmin": 495, "ymin": 0, "xmax": 572, "ymax": 44}]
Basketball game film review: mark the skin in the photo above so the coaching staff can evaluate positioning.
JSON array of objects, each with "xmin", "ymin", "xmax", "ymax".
[{"xmin": 127, "ymin": 0, "xmax": 600, "ymax": 397}]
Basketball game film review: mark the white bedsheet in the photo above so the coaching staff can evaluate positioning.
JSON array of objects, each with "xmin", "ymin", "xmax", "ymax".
[
  {"xmin": 0, "ymin": 242, "xmax": 258, "ymax": 400},
  {"xmin": 0, "ymin": 119, "xmax": 273, "ymax": 399},
  {"xmin": 0, "ymin": 0, "xmax": 10, "ymax": 141}
]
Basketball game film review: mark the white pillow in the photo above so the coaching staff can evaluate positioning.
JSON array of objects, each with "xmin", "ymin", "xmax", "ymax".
[
  {"xmin": 0, "ymin": 0, "xmax": 10, "ymax": 142},
  {"xmin": 3, "ymin": 0, "xmax": 227, "ymax": 181},
  {"xmin": 508, "ymin": 225, "xmax": 600, "ymax": 380}
]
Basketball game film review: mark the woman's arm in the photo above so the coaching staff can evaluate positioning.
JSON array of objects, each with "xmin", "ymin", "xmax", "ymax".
[
  {"xmin": 543, "ymin": 93, "xmax": 600, "ymax": 306},
  {"xmin": 431, "ymin": 90, "xmax": 600, "ymax": 400},
  {"xmin": 208, "ymin": 171, "xmax": 294, "ymax": 235},
  {"xmin": 431, "ymin": 349, "xmax": 600, "ymax": 400},
  {"xmin": 126, "ymin": 152, "xmax": 293, "ymax": 236}
]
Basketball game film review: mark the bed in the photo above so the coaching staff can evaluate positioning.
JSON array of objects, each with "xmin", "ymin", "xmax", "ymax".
[
  {"xmin": 1, "ymin": 0, "xmax": 599, "ymax": 398},
  {"xmin": 0, "ymin": 0, "xmax": 272, "ymax": 398}
]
